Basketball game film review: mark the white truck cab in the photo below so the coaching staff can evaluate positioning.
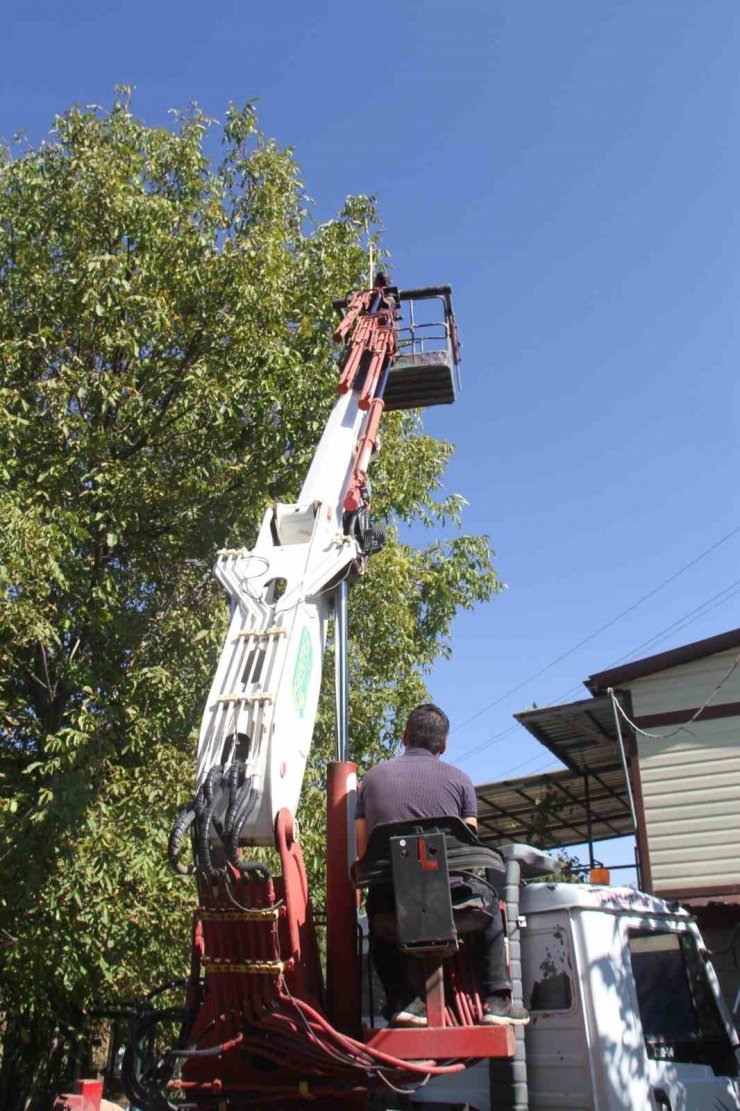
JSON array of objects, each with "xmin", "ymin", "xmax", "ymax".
[
  {"xmin": 521, "ymin": 883, "xmax": 739, "ymax": 1110},
  {"xmin": 413, "ymin": 883, "xmax": 739, "ymax": 1111}
]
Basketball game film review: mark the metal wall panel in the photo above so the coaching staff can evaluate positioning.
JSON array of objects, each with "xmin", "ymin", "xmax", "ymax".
[
  {"xmin": 636, "ymin": 717, "xmax": 740, "ymax": 891},
  {"xmin": 627, "ymin": 648, "xmax": 740, "ymax": 718}
]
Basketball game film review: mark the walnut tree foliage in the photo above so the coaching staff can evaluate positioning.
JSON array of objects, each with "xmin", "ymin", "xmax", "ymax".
[{"xmin": 0, "ymin": 90, "xmax": 499, "ymax": 1088}]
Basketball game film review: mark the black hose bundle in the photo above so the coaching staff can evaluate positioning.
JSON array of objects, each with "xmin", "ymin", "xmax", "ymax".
[
  {"xmin": 168, "ymin": 761, "xmax": 266, "ymax": 880},
  {"xmin": 343, "ymin": 507, "xmax": 386, "ymax": 559},
  {"xmin": 122, "ymin": 981, "xmax": 195, "ymax": 1110},
  {"xmin": 167, "ymin": 806, "xmax": 196, "ymax": 876}
]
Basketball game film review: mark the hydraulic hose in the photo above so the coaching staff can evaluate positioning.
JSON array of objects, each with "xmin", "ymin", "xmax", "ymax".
[
  {"xmin": 194, "ymin": 765, "xmax": 224, "ymax": 878},
  {"xmin": 168, "ymin": 761, "xmax": 266, "ymax": 880},
  {"xmin": 168, "ymin": 805, "xmax": 197, "ymax": 875},
  {"xmin": 123, "ymin": 1003, "xmax": 194, "ymax": 1110}
]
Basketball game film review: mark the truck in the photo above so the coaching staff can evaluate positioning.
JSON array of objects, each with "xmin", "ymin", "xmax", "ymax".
[
  {"xmin": 413, "ymin": 876, "xmax": 740, "ymax": 1110},
  {"xmin": 55, "ymin": 277, "xmax": 740, "ymax": 1111}
]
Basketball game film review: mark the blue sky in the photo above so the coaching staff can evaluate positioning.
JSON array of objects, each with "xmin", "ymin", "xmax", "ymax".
[{"xmin": 3, "ymin": 2, "xmax": 740, "ymax": 866}]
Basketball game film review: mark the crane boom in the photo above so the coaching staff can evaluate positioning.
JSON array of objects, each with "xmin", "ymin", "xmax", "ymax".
[
  {"xmin": 63, "ymin": 278, "xmax": 740, "ymax": 1111},
  {"xmin": 170, "ymin": 278, "xmax": 413, "ymax": 867},
  {"xmin": 192, "ymin": 386, "xmax": 369, "ymax": 846}
]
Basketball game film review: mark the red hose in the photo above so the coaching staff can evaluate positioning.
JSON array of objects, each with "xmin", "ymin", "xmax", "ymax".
[{"xmin": 285, "ymin": 994, "xmax": 464, "ymax": 1076}]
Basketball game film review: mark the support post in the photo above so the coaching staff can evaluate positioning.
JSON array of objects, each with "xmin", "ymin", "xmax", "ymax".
[
  {"xmin": 326, "ymin": 581, "xmax": 360, "ymax": 1032},
  {"xmin": 326, "ymin": 760, "xmax": 360, "ymax": 1034},
  {"xmin": 584, "ymin": 773, "xmax": 595, "ymax": 870},
  {"xmin": 490, "ymin": 847, "xmax": 530, "ymax": 1110},
  {"xmin": 503, "ymin": 855, "xmax": 528, "ymax": 1111},
  {"xmin": 334, "ymin": 580, "xmax": 349, "ymax": 762},
  {"xmin": 423, "ymin": 957, "xmax": 447, "ymax": 1029},
  {"xmin": 608, "ymin": 688, "xmax": 638, "ymax": 831}
]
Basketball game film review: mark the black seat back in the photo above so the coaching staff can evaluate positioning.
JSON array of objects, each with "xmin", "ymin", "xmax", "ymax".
[{"xmin": 352, "ymin": 816, "xmax": 505, "ymax": 888}]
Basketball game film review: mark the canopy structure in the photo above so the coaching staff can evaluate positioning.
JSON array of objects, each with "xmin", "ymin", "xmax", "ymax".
[{"xmin": 474, "ymin": 694, "xmax": 635, "ymax": 862}]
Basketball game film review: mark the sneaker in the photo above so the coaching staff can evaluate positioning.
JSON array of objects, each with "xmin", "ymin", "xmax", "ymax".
[
  {"xmin": 481, "ymin": 993, "xmax": 530, "ymax": 1026},
  {"xmin": 390, "ymin": 996, "xmax": 427, "ymax": 1027}
]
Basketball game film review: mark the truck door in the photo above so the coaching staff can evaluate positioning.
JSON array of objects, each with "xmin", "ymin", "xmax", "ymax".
[{"xmin": 627, "ymin": 927, "xmax": 740, "ymax": 1110}]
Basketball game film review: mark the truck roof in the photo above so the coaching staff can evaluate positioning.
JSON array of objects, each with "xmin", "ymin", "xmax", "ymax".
[{"xmin": 520, "ymin": 882, "xmax": 691, "ymax": 918}]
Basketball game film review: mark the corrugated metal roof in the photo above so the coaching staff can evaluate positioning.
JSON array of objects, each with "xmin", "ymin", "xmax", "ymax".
[
  {"xmin": 473, "ymin": 693, "xmax": 633, "ymax": 851},
  {"xmin": 513, "ymin": 694, "xmax": 624, "ymax": 774},
  {"xmin": 475, "ymin": 765, "xmax": 633, "ymax": 850}
]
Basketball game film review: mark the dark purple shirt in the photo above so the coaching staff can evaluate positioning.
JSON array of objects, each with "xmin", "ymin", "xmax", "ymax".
[{"xmin": 355, "ymin": 746, "xmax": 478, "ymax": 834}]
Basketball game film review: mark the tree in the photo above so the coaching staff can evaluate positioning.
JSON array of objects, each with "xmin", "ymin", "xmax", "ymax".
[
  {"xmin": 0, "ymin": 90, "xmax": 499, "ymax": 1107},
  {"xmin": 518, "ymin": 787, "xmax": 586, "ymax": 883}
]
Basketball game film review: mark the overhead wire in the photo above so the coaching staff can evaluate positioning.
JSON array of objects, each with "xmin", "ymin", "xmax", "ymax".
[
  {"xmin": 456, "ymin": 579, "xmax": 740, "ymax": 774},
  {"xmin": 594, "ymin": 577, "xmax": 740, "ymax": 672},
  {"xmin": 608, "ymin": 647, "xmax": 740, "ymax": 743},
  {"xmin": 449, "ymin": 524, "xmax": 740, "ymax": 739},
  {"xmin": 493, "ymin": 751, "xmax": 561, "ymax": 779},
  {"xmin": 453, "ymin": 723, "xmax": 520, "ymax": 766},
  {"xmin": 541, "ymin": 576, "xmax": 740, "ymax": 711},
  {"xmin": 450, "ymin": 571, "xmax": 740, "ymax": 768}
]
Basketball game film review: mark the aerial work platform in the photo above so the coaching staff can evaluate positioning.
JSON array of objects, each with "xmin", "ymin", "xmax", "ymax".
[{"xmin": 334, "ymin": 283, "xmax": 461, "ymax": 411}]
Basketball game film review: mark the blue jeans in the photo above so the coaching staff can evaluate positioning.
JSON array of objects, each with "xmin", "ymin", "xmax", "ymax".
[{"xmin": 366, "ymin": 882, "xmax": 511, "ymax": 1011}]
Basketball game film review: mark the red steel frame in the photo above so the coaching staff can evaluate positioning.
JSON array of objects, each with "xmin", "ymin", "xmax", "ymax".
[
  {"xmin": 326, "ymin": 760, "xmax": 361, "ymax": 1034},
  {"xmin": 324, "ymin": 749, "xmax": 516, "ymax": 1064}
]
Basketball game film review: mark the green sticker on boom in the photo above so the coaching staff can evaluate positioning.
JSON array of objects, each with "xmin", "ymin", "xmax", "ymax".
[{"xmin": 292, "ymin": 627, "xmax": 313, "ymax": 718}]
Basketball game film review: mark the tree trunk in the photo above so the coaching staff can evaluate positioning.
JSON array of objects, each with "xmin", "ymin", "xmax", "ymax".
[{"xmin": 0, "ymin": 1014, "xmax": 71, "ymax": 1111}]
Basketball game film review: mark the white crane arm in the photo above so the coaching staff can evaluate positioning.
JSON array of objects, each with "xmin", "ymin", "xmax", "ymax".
[{"xmin": 194, "ymin": 387, "xmax": 369, "ymax": 845}]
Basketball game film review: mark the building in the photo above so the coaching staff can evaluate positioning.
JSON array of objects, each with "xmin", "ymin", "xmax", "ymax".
[{"xmin": 475, "ymin": 627, "xmax": 740, "ymax": 1015}]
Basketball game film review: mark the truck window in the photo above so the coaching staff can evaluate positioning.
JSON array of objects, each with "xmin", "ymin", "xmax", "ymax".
[
  {"xmin": 628, "ymin": 929, "xmax": 736, "ymax": 1076},
  {"xmin": 525, "ymin": 925, "xmax": 574, "ymax": 1014},
  {"xmin": 529, "ymin": 969, "xmax": 572, "ymax": 1012}
]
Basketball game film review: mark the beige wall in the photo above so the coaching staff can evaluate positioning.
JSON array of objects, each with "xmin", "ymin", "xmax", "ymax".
[
  {"xmin": 624, "ymin": 647, "xmax": 740, "ymax": 894},
  {"xmin": 627, "ymin": 647, "xmax": 740, "ymax": 718}
]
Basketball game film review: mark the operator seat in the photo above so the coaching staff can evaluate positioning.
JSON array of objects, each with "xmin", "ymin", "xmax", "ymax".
[
  {"xmin": 353, "ymin": 815, "xmax": 505, "ymax": 884},
  {"xmin": 352, "ymin": 816, "xmax": 505, "ymax": 949},
  {"xmin": 352, "ymin": 817, "xmax": 506, "ymax": 1036}
]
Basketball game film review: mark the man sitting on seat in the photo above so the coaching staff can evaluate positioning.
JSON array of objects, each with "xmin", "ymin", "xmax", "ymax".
[{"xmin": 355, "ymin": 703, "xmax": 529, "ymax": 1028}]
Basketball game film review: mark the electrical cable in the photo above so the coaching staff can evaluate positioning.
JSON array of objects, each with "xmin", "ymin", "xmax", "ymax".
[
  {"xmin": 495, "ymin": 752, "xmax": 561, "ymax": 779},
  {"xmin": 375, "ymin": 1068, "xmax": 432, "ymax": 1094},
  {"xmin": 449, "ymin": 524, "xmax": 740, "ymax": 739},
  {"xmin": 538, "ymin": 577, "xmax": 740, "ymax": 714},
  {"xmin": 598, "ymin": 578, "xmax": 740, "ymax": 672},
  {"xmin": 452, "ymin": 574, "xmax": 740, "ymax": 767},
  {"xmin": 608, "ymin": 647, "xmax": 740, "ymax": 742},
  {"xmin": 285, "ymin": 993, "xmax": 464, "ymax": 1076},
  {"xmin": 453, "ymin": 723, "xmax": 521, "ymax": 766}
]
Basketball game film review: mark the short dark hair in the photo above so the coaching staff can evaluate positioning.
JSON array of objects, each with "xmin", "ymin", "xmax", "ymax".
[{"xmin": 405, "ymin": 704, "xmax": 449, "ymax": 755}]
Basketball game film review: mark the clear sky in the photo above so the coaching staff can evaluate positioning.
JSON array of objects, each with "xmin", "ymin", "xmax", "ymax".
[{"xmin": 3, "ymin": 1, "xmax": 739, "ymax": 866}]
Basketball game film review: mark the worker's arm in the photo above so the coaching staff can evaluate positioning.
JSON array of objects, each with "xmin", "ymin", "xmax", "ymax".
[
  {"xmin": 462, "ymin": 775, "xmax": 478, "ymax": 834},
  {"xmin": 355, "ymin": 818, "xmax": 368, "ymax": 861}
]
